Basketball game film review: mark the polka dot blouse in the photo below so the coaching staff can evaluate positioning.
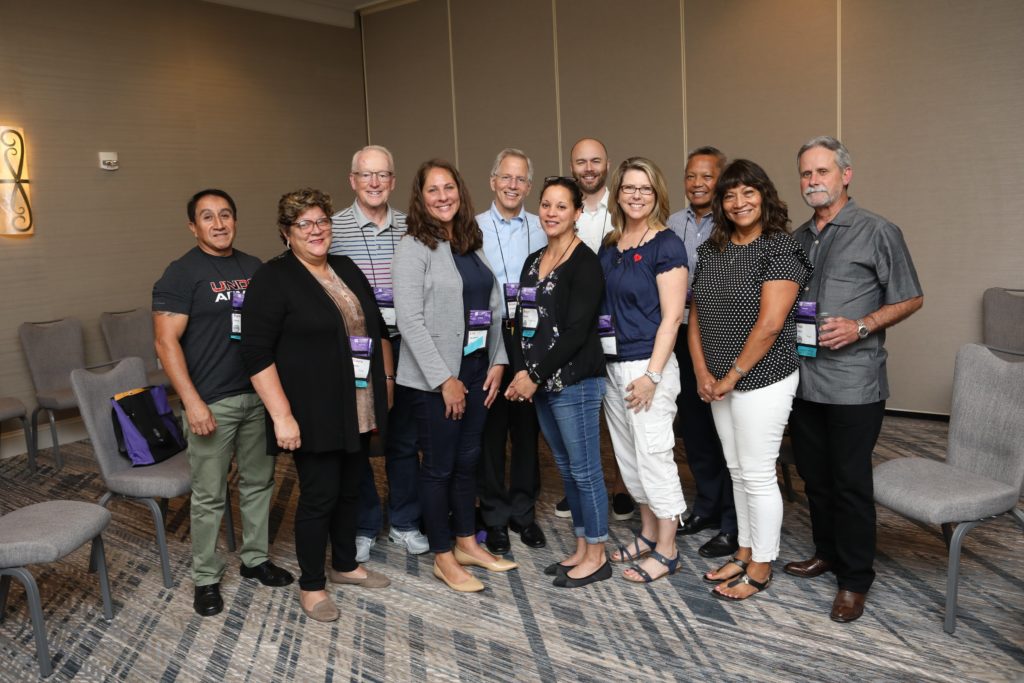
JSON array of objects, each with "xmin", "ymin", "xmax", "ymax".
[{"xmin": 692, "ymin": 232, "xmax": 813, "ymax": 391}]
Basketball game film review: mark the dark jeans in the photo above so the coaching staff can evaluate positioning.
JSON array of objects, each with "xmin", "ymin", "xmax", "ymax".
[
  {"xmin": 414, "ymin": 354, "xmax": 489, "ymax": 553},
  {"xmin": 479, "ymin": 326, "xmax": 540, "ymax": 528},
  {"xmin": 675, "ymin": 325, "xmax": 737, "ymax": 533},
  {"xmin": 292, "ymin": 436, "xmax": 370, "ymax": 591},
  {"xmin": 356, "ymin": 364, "xmax": 422, "ymax": 537},
  {"xmin": 790, "ymin": 398, "xmax": 885, "ymax": 593},
  {"xmin": 534, "ymin": 377, "xmax": 608, "ymax": 543}
]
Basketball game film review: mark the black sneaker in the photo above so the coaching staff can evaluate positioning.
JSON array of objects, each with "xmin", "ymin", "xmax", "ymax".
[
  {"xmin": 554, "ymin": 497, "xmax": 571, "ymax": 518},
  {"xmin": 611, "ymin": 493, "xmax": 635, "ymax": 521}
]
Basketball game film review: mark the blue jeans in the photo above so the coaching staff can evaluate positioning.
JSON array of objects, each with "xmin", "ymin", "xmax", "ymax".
[
  {"xmin": 534, "ymin": 377, "xmax": 608, "ymax": 544},
  {"xmin": 357, "ymin": 339, "xmax": 421, "ymax": 537}
]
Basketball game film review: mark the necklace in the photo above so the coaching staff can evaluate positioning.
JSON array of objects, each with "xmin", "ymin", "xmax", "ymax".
[
  {"xmin": 616, "ymin": 226, "xmax": 651, "ymax": 265},
  {"xmin": 539, "ymin": 235, "xmax": 577, "ymax": 280}
]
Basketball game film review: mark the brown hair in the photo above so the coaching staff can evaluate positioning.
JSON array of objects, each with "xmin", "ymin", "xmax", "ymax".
[
  {"xmin": 406, "ymin": 159, "xmax": 482, "ymax": 254},
  {"xmin": 276, "ymin": 187, "xmax": 333, "ymax": 245}
]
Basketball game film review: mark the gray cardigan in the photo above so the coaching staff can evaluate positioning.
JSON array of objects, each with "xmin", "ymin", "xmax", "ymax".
[{"xmin": 393, "ymin": 235, "xmax": 508, "ymax": 391}]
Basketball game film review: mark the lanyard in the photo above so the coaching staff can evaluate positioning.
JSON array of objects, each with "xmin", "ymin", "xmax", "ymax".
[
  {"xmin": 357, "ymin": 222, "xmax": 397, "ymax": 288},
  {"xmin": 492, "ymin": 212, "xmax": 531, "ymax": 283}
]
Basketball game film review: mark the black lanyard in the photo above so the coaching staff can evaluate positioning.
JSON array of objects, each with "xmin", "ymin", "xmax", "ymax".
[
  {"xmin": 357, "ymin": 221, "xmax": 397, "ymax": 288},
  {"xmin": 492, "ymin": 211, "xmax": 531, "ymax": 283}
]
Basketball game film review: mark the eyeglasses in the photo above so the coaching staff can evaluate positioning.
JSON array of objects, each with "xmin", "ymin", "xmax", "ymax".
[
  {"xmin": 620, "ymin": 184, "xmax": 655, "ymax": 196},
  {"xmin": 493, "ymin": 174, "xmax": 530, "ymax": 187},
  {"xmin": 352, "ymin": 170, "xmax": 394, "ymax": 183},
  {"xmin": 292, "ymin": 217, "xmax": 332, "ymax": 232}
]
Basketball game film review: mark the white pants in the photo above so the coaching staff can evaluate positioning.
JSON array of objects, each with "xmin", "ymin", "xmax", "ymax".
[
  {"xmin": 710, "ymin": 370, "xmax": 799, "ymax": 563},
  {"xmin": 603, "ymin": 355, "xmax": 686, "ymax": 520}
]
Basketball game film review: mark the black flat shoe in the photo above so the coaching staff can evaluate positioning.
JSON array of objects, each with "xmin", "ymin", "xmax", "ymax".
[
  {"xmin": 553, "ymin": 561, "xmax": 612, "ymax": 588},
  {"xmin": 240, "ymin": 560, "xmax": 295, "ymax": 587},
  {"xmin": 677, "ymin": 514, "xmax": 720, "ymax": 536},
  {"xmin": 485, "ymin": 526, "xmax": 511, "ymax": 555},
  {"xmin": 193, "ymin": 583, "xmax": 223, "ymax": 617},
  {"xmin": 699, "ymin": 531, "xmax": 739, "ymax": 558},
  {"xmin": 544, "ymin": 561, "xmax": 572, "ymax": 576},
  {"xmin": 512, "ymin": 521, "xmax": 547, "ymax": 549},
  {"xmin": 611, "ymin": 493, "xmax": 635, "ymax": 521}
]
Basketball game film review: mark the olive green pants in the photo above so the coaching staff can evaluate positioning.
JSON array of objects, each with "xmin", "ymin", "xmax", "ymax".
[{"xmin": 185, "ymin": 392, "xmax": 275, "ymax": 586}]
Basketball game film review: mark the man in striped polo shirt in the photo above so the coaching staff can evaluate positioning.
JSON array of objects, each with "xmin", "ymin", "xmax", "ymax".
[{"xmin": 330, "ymin": 144, "xmax": 429, "ymax": 561}]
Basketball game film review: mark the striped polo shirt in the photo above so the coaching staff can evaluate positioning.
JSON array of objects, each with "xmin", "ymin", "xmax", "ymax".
[{"xmin": 329, "ymin": 202, "xmax": 407, "ymax": 288}]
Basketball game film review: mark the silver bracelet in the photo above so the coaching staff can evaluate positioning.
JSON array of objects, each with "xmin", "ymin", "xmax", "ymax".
[{"xmin": 732, "ymin": 362, "xmax": 748, "ymax": 378}]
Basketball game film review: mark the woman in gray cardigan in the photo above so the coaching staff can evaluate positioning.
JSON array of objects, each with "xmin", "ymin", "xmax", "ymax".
[{"xmin": 393, "ymin": 159, "xmax": 514, "ymax": 593}]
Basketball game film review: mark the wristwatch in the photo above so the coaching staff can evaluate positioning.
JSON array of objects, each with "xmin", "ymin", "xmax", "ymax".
[
  {"xmin": 644, "ymin": 369, "xmax": 662, "ymax": 384},
  {"xmin": 855, "ymin": 319, "xmax": 870, "ymax": 339}
]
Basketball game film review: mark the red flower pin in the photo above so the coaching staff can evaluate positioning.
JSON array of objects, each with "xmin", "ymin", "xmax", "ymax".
[{"xmin": 633, "ymin": 253, "xmax": 643, "ymax": 262}]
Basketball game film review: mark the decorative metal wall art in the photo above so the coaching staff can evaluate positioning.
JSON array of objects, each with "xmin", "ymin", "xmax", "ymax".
[{"xmin": 1, "ymin": 126, "xmax": 33, "ymax": 236}]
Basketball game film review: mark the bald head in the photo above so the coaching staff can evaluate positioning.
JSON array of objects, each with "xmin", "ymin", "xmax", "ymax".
[{"xmin": 570, "ymin": 138, "xmax": 610, "ymax": 196}]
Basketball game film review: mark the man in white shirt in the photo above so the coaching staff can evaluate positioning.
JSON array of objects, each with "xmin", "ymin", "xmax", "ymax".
[
  {"xmin": 570, "ymin": 138, "xmax": 614, "ymax": 254},
  {"xmin": 476, "ymin": 148, "xmax": 548, "ymax": 554}
]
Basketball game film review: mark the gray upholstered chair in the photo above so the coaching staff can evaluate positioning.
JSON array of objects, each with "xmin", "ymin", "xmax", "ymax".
[
  {"xmin": 0, "ymin": 396, "xmax": 33, "ymax": 471},
  {"xmin": 0, "ymin": 501, "xmax": 113, "ymax": 678},
  {"xmin": 873, "ymin": 343, "xmax": 1024, "ymax": 633},
  {"xmin": 18, "ymin": 318, "xmax": 86, "ymax": 470},
  {"xmin": 69, "ymin": 357, "xmax": 237, "ymax": 588},
  {"xmin": 69, "ymin": 357, "xmax": 190, "ymax": 589},
  {"xmin": 99, "ymin": 308, "xmax": 170, "ymax": 388},
  {"xmin": 982, "ymin": 287, "xmax": 1024, "ymax": 354}
]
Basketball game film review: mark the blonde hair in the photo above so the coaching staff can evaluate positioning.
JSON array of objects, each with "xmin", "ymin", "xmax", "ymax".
[{"xmin": 604, "ymin": 157, "xmax": 670, "ymax": 247}]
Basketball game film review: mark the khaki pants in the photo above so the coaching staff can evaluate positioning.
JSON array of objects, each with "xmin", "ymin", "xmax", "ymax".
[{"xmin": 184, "ymin": 392, "xmax": 275, "ymax": 586}]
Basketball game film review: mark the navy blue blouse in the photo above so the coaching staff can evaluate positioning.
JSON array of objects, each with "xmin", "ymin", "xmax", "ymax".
[
  {"xmin": 598, "ymin": 229, "xmax": 687, "ymax": 361},
  {"xmin": 452, "ymin": 247, "xmax": 492, "ymax": 353}
]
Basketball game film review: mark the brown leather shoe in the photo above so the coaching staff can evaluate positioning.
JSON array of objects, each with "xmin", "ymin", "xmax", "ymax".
[
  {"xmin": 783, "ymin": 556, "xmax": 833, "ymax": 578},
  {"xmin": 830, "ymin": 589, "xmax": 866, "ymax": 622}
]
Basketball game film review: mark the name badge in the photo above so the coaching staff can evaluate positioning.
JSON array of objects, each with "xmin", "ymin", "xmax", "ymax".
[
  {"xmin": 373, "ymin": 287, "xmax": 398, "ymax": 338},
  {"xmin": 350, "ymin": 336, "xmax": 373, "ymax": 387},
  {"xmin": 519, "ymin": 287, "xmax": 538, "ymax": 338},
  {"xmin": 504, "ymin": 283, "xmax": 520, "ymax": 319},
  {"xmin": 230, "ymin": 290, "xmax": 245, "ymax": 341},
  {"xmin": 598, "ymin": 314, "xmax": 617, "ymax": 357},
  {"xmin": 682, "ymin": 288, "xmax": 693, "ymax": 326},
  {"xmin": 464, "ymin": 309, "xmax": 491, "ymax": 356},
  {"xmin": 795, "ymin": 301, "xmax": 818, "ymax": 358}
]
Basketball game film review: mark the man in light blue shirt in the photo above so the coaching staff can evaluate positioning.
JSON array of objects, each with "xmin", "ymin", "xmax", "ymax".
[
  {"xmin": 665, "ymin": 146, "xmax": 740, "ymax": 559},
  {"xmin": 476, "ymin": 148, "xmax": 547, "ymax": 555}
]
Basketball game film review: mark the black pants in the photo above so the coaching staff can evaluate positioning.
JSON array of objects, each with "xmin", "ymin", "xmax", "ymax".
[
  {"xmin": 790, "ymin": 398, "xmax": 884, "ymax": 593},
  {"xmin": 478, "ymin": 326, "xmax": 540, "ymax": 529},
  {"xmin": 675, "ymin": 326, "xmax": 737, "ymax": 533},
  {"xmin": 292, "ymin": 438, "xmax": 370, "ymax": 591}
]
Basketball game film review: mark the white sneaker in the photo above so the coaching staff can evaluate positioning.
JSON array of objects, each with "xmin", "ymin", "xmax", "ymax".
[
  {"xmin": 389, "ymin": 527, "xmax": 430, "ymax": 555},
  {"xmin": 355, "ymin": 535, "xmax": 376, "ymax": 563}
]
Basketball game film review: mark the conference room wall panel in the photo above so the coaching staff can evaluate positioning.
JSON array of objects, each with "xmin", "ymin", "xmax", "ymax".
[
  {"xmin": 0, "ymin": 0, "xmax": 365, "ymax": 443},
  {"xmin": 683, "ymin": 0, "xmax": 837, "ymax": 216},
  {"xmin": 450, "ymin": 0, "xmax": 560, "ymax": 211},
  {"xmin": 555, "ymin": 0, "xmax": 687, "ymax": 211},
  {"xmin": 842, "ymin": 0, "xmax": 1024, "ymax": 413},
  {"xmin": 361, "ymin": 0, "xmax": 456, "ymax": 197}
]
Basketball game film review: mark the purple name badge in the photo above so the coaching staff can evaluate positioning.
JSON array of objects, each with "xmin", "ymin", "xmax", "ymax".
[
  {"xmin": 597, "ymin": 314, "xmax": 614, "ymax": 335},
  {"xmin": 231, "ymin": 290, "xmax": 246, "ymax": 308},
  {"xmin": 349, "ymin": 336, "xmax": 373, "ymax": 358},
  {"xmin": 468, "ymin": 309, "xmax": 492, "ymax": 329},
  {"xmin": 504, "ymin": 283, "xmax": 520, "ymax": 300},
  {"xmin": 520, "ymin": 287, "xmax": 537, "ymax": 305},
  {"xmin": 373, "ymin": 287, "xmax": 394, "ymax": 305},
  {"xmin": 795, "ymin": 301, "xmax": 817, "ymax": 321}
]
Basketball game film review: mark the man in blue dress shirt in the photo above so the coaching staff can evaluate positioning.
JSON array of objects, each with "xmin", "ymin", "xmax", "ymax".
[{"xmin": 477, "ymin": 148, "xmax": 548, "ymax": 554}]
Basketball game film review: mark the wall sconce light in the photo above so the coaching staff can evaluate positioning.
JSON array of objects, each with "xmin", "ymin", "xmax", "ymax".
[{"xmin": 1, "ymin": 126, "xmax": 33, "ymax": 236}]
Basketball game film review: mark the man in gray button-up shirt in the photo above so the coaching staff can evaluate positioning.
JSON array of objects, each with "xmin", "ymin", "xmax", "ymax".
[{"xmin": 785, "ymin": 136, "xmax": 923, "ymax": 624}]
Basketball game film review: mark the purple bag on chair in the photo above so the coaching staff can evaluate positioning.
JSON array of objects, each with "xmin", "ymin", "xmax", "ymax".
[{"xmin": 110, "ymin": 385, "xmax": 185, "ymax": 466}]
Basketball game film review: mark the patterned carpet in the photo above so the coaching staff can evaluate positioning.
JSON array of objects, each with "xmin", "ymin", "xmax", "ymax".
[{"xmin": 0, "ymin": 416, "xmax": 1022, "ymax": 682}]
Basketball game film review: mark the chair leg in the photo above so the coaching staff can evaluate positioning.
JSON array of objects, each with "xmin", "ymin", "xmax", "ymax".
[
  {"xmin": 139, "ymin": 497, "xmax": 174, "ymax": 589},
  {"xmin": 945, "ymin": 520, "xmax": 982, "ymax": 634},
  {"xmin": 0, "ymin": 567, "xmax": 52, "ymax": 677},
  {"xmin": 29, "ymin": 407, "xmax": 42, "ymax": 471},
  {"xmin": 19, "ymin": 416, "xmax": 36, "ymax": 473},
  {"xmin": 224, "ymin": 483, "xmax": 237, "ymax": 553},
  {"xmin": 47, "ymin": 410, "xmax": 63, "ymax": 470},
  {"xmin": 91, "ymin": 536, "xmax": 114, "ymax": 620}
]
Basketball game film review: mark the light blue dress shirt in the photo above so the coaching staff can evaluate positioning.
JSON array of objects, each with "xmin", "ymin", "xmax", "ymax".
[
  {"xmin": 477, "ymin": 202, "xmax": 546, "ymax": 304},
  {"xmin": 666, "ymin": 206, "xmax": 715, "ymax": 288}
]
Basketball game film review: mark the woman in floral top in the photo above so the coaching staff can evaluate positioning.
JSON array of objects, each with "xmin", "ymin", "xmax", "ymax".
[{"xmin": 506, "ymin": 177, "xmax": 609, "ymax": 588}]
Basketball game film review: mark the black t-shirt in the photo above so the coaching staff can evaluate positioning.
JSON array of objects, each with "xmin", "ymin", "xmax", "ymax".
[{"xmin": 152, "ymin": 246, "xmax": 262, "ymax": 404}]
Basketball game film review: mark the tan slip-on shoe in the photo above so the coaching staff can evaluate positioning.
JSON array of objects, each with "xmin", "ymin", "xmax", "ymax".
[
  {"xmin": 433, "ymin": 563, "xmax": 484, "ymax": 593},
  {"xmin": 328, "ymin": 567, "xmax": 391, "ymax": 588},
  {"xmin": 453, "ymin": 546, "xmax": 518, "ymax": 572}
]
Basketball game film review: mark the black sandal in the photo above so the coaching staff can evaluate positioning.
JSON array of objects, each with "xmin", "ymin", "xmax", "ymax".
[
  {"xmin": 702, "ymin": 556, "xmax": 749, "ymax": 584},
  {"xmin": 611, "ymin": 533, "xmax": 656, "ymax": 564},
  {"xmin": 711, "ymin": 568, "xmax": 773, "ymax": 601}
]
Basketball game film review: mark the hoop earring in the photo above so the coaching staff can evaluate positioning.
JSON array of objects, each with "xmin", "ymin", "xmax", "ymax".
[{"xmin": 285, "ymin": 239, "xmax": 291, "ymax": 249}]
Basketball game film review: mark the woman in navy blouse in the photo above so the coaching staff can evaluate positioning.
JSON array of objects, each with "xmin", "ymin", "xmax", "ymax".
[
  {"xmin": 505, "ymin": 177, "xmax": 609, "ymax": 588},
  {"xmin": 599, "ymin": 158, "xmax": 689, "ymax": 584},
  {"xmin": 689, "ymin": 160, "xmax": 811, "ymax": 600}
]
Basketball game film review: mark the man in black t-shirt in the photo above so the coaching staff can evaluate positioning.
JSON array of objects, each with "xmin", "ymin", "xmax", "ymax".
[{"xmin": 153, "ymin": 189, "xmax": 293, "ymax": 617}]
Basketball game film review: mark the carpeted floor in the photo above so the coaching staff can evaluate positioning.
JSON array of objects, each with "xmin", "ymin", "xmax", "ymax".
[{"xmin": 1, "ymin": 416, "xmax": 1022, "ymax": 682}]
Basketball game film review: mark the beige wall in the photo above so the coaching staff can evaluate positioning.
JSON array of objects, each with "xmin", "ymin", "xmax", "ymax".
[
  {"xmin": 0, "ymin": 0, "xmax": 365, "ymax": 449},
  {"xmin": 361, "ymin": 0, "xmax": 1024, "ymax": 414}
]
